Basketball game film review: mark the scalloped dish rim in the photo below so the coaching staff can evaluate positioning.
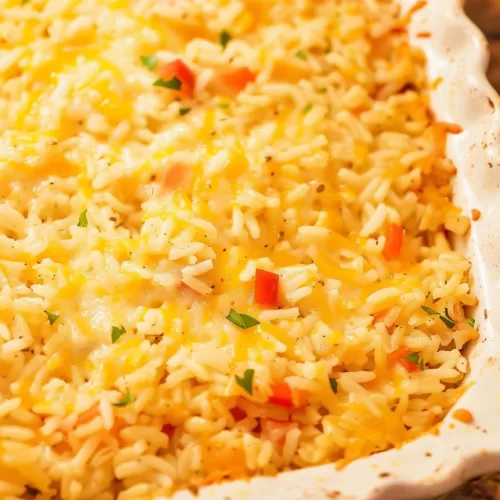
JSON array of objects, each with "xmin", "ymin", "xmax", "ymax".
[{"xmin": 169, "ymin": 1, "xmax": 500, "ymax": 498}]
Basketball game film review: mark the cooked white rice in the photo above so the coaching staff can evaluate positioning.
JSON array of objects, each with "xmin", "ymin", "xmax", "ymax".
[{"xmin": 0, "ymin": 0, "xmax": 478, "ymax": 498}]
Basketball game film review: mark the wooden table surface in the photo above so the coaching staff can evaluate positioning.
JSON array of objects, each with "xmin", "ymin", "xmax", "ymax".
[
  {"xmin": 465, "ymin": 0, "xmax": 500, "ymax": 92},
  {"xmin": 431, "ymin": 3, "xmax": 500, "ymax": 499}
]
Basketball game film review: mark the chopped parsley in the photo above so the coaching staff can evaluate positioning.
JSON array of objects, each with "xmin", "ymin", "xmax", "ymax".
[
  {"xmin": 421, "ymin": 305, "xmax": 456, "ymax": 329},
  {"xmin": 295, "ymin": 50, "xmax": 307, "ymax": 61},
  {"xmin": 22, "ymin": 0, "xmax": 31, "ymax": 3},
  {"xmin": 421, "ymin": 305, "xmax": 439, "ymax": 315},
  {"xmin": 77, "ymin": 210, "xmax": 88, "ymax": 228},
  {"xmin": 179, "ymin": 107, "xmax": 191, "ymax": 116},
  {"xmin": 440, "ymin": 308, "xmax": 456, "ymax": 329},
  {"xmin": 467, "ymin": 317, "xmax": 475, "ymax": 327},
  {"xmin": 111, "ymin": 324, "xmax": 126, "ymax": 343},
  {"xmin": 226, "ymin": 309, "xmax": 260, "ymax": 329},
  {"xmin": 404, "ymin": 352, "xmax": 419, "ymax": 364},
  {"xmin": 220, "ymin": 30, "xmax": 231, "ymax": 49},
  {"xmin": 235, "ymin": 369, "xmax": 254, "ymax": 395},
  {"xmin": 404, "ymin": 352, "xmax": 425, "ymax": 371},
  {"xmin": 44, "ymin": 310, "xmax": 59, "ymax": 325},
  {"xmin": 218, "ymin": 103, "xmax": 230, "ymax": 109},
  {"xmin": 153, "ymin": 76, "xmax": 182, "ymax": 90},
  {"xmin": 302, "ymin": 103, "xmax": 313, "ymax": 114},
  {"xmin": 113, "ymin": 388, "xmax": 134, "ymax": 407},
  {"xmin": 324, "ymin": 38, "xmax": 332, "ymax": 54},
  {"xmin": 329, "ymin": 377, "xmax": 338, "ymax": 393},
  {"xmin": 140, "ymin": 55, "xmax": 158, "ymax": 70}
]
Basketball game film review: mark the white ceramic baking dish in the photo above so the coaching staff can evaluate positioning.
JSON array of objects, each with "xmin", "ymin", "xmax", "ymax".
[{"xmin": 169, "ymin": 1, "xmax": 500, "ymax": 498}]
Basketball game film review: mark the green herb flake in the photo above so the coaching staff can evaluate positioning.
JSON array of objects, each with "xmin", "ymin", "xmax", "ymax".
[
  {"xmin": 44, "ymin": 310, "xmax": 59, "ymax": 325},
  {"xmin": 226, "ymin": 309, "xmax": 260, "ymax": 329},
  {"xmin": 218, "ymin": 103, "xmax": 230, "ymax": 109},
  {"xmin": 467, "ymin": 317, "xmax": 475, "ymax": 327},
  {"xmin": 302, "ymin": 103, "xmax": 313, "ymax": 114},
  {"xmin": 421, "ymin": 305, "xmax": 440, "ymax": 315},
  {"xmin": 140, "ymin": 55, "xmax": 158, "ymax": 70},
  {"xmin": 153, "ymin": 76, "xmax": 182, "ymax": 90},
  {"xmin": 179, "ymin": 107, "xmax": 191, "ymax": 116},
  {"xmin": 235, "ymin": 369, "xmax": 254, "ymax": 395},
  {"xmin": 22, "ymin": 0, "xmax": 31, "ymax": 3},
  {"xmin": 111, "ymin": 324, "xmax": 126, "ymax": 343},
  {"xmin": 439, "ymin": 315, "xmax": 455, "ymax": 329},
  {"xmin": 419, "ymin": 358, "xmax": 425, "ymax": 371},
  {"xmin": 422, "ymin": 305, "xmax": 456, "ymax": 329},
  {"xmin": 25, "ymin": 486, "xmax": 40, "ymax": 498},
  {"xmin": 439, "ymin": 308, "xmax": 456, "ymax": 329},
  {"xmin": 220, "ymin": 30, "xmax": 231, "ymax": 49},
  {"xmin": 295, "ymin": 50, "xmax": 307, "ymax": 61},
  {"xmin": 77, "ymin": 210, "xmax": 88, "ymax": 228},
  {"xmin": 329, "ymin": 377, "xmax": 338, "ymax": 393},
  {"xmin": 404, "ymin": 352, "xmax": 419, "ymax": 364},
  {"xmin": 319, "ymin": 87, "xmax": 328, "ymax": 94},
  {"xmin": 113, "ymin": 388, "xmax": 134, "ymax": 407}
]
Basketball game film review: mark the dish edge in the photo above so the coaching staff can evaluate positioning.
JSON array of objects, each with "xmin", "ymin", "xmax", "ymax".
[{"xmin": 168, "ymin": 1, "xmax": 500, "ymax": 498}]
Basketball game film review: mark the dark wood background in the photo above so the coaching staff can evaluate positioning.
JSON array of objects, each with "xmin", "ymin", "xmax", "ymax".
[
  {"xmin": 465, "ymin": 0, "xmax": 500, "ymax": 92},
  {"xmin": 432, "ymin": 3, "xmax": 500, "ymax": 499}
]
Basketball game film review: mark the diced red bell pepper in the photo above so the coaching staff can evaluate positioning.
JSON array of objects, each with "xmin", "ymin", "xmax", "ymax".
[
  {"xmin": 158, "ymin": 59, "xmax": 195, "ymax": 97},
  {"xmin": 399, "ymin": 357, "xmax": 419, "ymax": 372},
  {"xmin": 268, "ymin": 382, "xmax": 293, "ymax": 408},
  {"xmin": 254, "ymin": 269, "xmax": 279, "ymax": 308},
  {"xmin": 387, "ymin": 346, "xmax": 419, "ymax": 372},
  {"xmin": 161, "ymin": 424, "xmax": 175, "ymax": 437},
  {"xmin": 372, "ymin": 309, "xmax": 388, "ymax": 323},
  {"xmin": 267, "ymin": 382, "xmax": 309, "ymax": 408},
  {"xmin": 383, "ymin": 223, "xmax": 404, "ymax": 260},
  {"xmin": 221, "ymin": 67, "xmax": 256, "ymax": 92},
  {"xmin": 230, "ymin": 407, "xmax": 246, "ymax": 421}
]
